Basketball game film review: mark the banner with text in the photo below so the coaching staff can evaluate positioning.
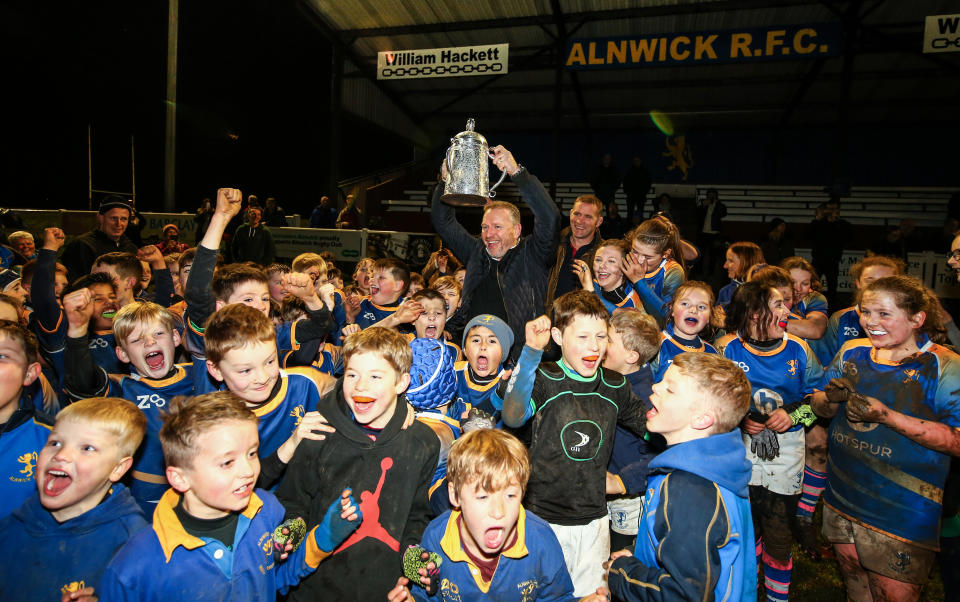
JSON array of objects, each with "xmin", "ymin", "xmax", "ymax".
[
  {"xmin": 924, "ymin": 14, "xmax": 960, "ymax": 53},
  {"xmin": 378, "ymin": 43, "xmax": 509, "ymax": 80},
  {"xmin": 565, "ymin": 24, "xmax": 841, "ymax": 69}
]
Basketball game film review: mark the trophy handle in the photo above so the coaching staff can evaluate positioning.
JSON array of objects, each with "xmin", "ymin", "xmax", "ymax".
[{"xmin": 488, "ymin": 169, "xmax": 507, "ymax": 198}]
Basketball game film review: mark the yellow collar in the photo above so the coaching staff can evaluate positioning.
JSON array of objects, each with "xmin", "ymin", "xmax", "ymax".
[
  {"xmin": 153, "ymin": 488, "xmax": 263, "ymax": 562},
  {"xmin": 439, "ymin": 508, "xmax": 529, "ymax": 563}
]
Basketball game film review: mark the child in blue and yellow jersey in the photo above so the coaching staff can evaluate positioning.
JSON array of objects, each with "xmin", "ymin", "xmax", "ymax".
[
  {"xmin": 388, "ymin": 429, "xmax": 584, "ymax": 602},
  {"xmin": 717, "ymin": 281, "xmax": 824, "ymax": 602},
  {"xmin": 0, "ymin": 321, "xmax": 52, "ymax": 519},
  {"xmin": 403, "ymin": 289, "xmax": 463, "ymax": 360},
  {"xmin": 356, "ymin": 257, "xmax": 411, "ymax": 330},
  {"xmin": 202, "ymin": 303, "xmax": 336, "ymax": 490},
  {"xmin": 573, "ymin": 239, "xmax": 643, "ymax": 315},
  {"xmin": 780, "ymin": 257, "xmax": 829, "ymax": 341},
  {"xmin": 0, "ymin": 398, "xmax": 148, "ymax": 601},
  {"xmin": 98, "ymin": 392, "xmax": 361, "ymax": 602},
  {"xmin": 291, "ymin": 252, "xmax": 350, "ymax": 343},
  {"xmin": 185, "ymin": 188, "xmax": 336, "ymax": 367},
  {"xmin": 454, "ymin": 314, "xmax": 513, "ymax": 422},
  {"xmin": 810, "ymin": 275, "xmax": 960, "ymax": 599},
  {"xmin": 60, "ymin": 272, "xmax": 124, "ymax": 376},
  {"xmin": 62, "ymin": 299, "xmax": 204, "ymax": 514},
  {"xmin": 605, "ymin": 353, "xmax": 757, "ymax": 602},
  {"xmin": 621, "ymin": 217, "xmax": 686, "ymax": 325},
  {"xmin": 650, "ymin": 281, "xmax": 717, "ymax": 382}
]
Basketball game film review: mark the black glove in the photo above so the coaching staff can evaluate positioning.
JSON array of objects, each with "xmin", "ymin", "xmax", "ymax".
[
  {"xmin": 825, "ymin": 377, "xmax": 856, "ymax": 403},
  {"xmin": 749, "ymin": 428, "xmax": 780, "ymax": 462}
]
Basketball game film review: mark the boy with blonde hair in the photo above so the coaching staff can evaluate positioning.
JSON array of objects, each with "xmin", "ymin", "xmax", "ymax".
[
  {"xmin": 498, "ymin": 290, "xmax": 647, "ymax": 596},
  {"xmin": 389, "ymin": 429, "xmax": 597, "ymax": 601},
  {"xmin": 277, "ymin": 327, "xmax": 439, "ymax": 600},
  {"xmin": 63, "ymin": 300, "xmax": 200, "ymax": 512},
  {"xmin": 0, "ymin": 397, "xmax": 147, "ymax": 601},
  {"xmin": 605, "ymin": 352, "xmax": 757, "ymax": 602},
  {"xmin": 99, "ymin": 392, "xmax": 360, "ymax": 601}
]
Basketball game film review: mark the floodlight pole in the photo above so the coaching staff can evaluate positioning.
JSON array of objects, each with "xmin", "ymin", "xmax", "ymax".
[{"xmin": 163, "ymin": 0, "xmax": 179, "ymax": 211}]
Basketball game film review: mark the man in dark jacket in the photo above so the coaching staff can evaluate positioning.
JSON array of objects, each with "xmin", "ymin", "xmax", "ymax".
[
  {"xmin": 432, "ymin": 146, "xmax": 560, "ymax": 362},
  {"xmin": 231, "ymin": 206, "xmax": 276, "ymax": 265},
  {"xmin": 61, "ymin": 196, "xmax": 139, "ymax": 282},
  {"xmin": 694, "ymin": 188, "xmax": 727, "ymax": 279},
  {"xmin": 590, "ymin": 153, "xmax": 621, "ymax": 210},
  {"xmin": 546, "ymin": 194, "xmax": 604, "ymax": 311},
  {"xmin": 622, "ymin": 156, "xmax": 651, "ymax": 222}
]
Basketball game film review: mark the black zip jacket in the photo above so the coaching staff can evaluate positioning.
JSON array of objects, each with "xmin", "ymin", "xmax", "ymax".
[
  {"xmin": 432, "ymin": 169, "xmax": 560, "ymax": 361},
  {"xmin": 276, "ymin": 385, "xmax": 439, "ymax": 601}
]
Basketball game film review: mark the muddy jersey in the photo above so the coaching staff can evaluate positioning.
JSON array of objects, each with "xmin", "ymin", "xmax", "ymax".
[
  {"xmin": 824, "ymin": 337, "xmax": 960, "ymax": 549},
  {"xmin": 498, "ymin": 359, "xmax": 647, "ymax": 525}
]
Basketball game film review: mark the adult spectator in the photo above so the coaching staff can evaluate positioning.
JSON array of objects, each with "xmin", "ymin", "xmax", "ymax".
[
  {"xmin": 230, "ymin": 206, "xmax": 275, "ymax": 266},
  {"xmin": 422, "ymin": 248, "xmax": 462, "ymax": 285},
  {"xmin": 808, "ymin": 197, "xmax": 853, "ymax": 307},
  {"xmin": 156, "ymin": 224, "xmax": 189, "ymax": 256},
  {"xmin": 124, "ymin": 198, "xmax": 145, "ymax": 246},
  {"xmin": 621, "ymin": 156, "xmax": 651, "ymax": 223},
  {"xmin": 432, "ymin": 145, "xmax": 560, "ymax": 361},
  {"xmin": 262, "ymin": 197, "xmax": 287, "ymax": 227},
  {"xmin": 309, "ymin": 195, "xmax": 337, "ymax": 228},
  {"xmin": 599, "ymin": 201, "xmax": 628, "ymax": 240},
  {"xmin": 694, "ymin": 188, "xmax": 727, "ymax": 278},
  {"xmin": 336, "ymin": 194, "xmax": 361, "ymax": 229},
  {"xmin": 7, "ymin": 231, "xmax": 36, "ymax": 261},
  {"xmin": 759, "ymin": 218, "xmax": 795, "ymax": 267},
  {"xmin": 61, "ymin": 196, "xmax": 138, "ymax": 281},
  {"xmin": 194, "ymin": 197, "xmax": 213, "ymax": 244},
  {"xmin": 590, "ymin": 153, "xmax": 620, "ymax": 210},
  {"xmin": 546, "ymin": 194, "xmax": 604, "ymax": 309}
]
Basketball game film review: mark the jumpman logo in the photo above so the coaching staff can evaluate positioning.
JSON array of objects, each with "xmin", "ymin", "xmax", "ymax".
[{"xmin": 335, "ymin": 457, "xmax": 400, "ymax": 553}]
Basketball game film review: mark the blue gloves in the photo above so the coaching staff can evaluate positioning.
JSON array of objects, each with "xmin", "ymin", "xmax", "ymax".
[{"xmin": 313, "ymin": 488, "xmax": 362, "ymax": 553}]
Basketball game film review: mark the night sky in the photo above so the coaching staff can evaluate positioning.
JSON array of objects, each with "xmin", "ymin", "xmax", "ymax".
[{"xmin": 2, "ymin": 1, "xmax": 409, "ymax": 215}]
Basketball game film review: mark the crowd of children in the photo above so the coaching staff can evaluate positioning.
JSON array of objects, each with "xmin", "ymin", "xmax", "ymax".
[{"xmin": 1, "ymin": 185, "xmax": 959, "ymax": 602}]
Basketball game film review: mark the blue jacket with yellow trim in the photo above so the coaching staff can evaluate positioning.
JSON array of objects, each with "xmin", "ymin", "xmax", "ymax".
[
  {"xmin": 0, "ymin": 396, "xmax": 53, "ymax": 519},
  {"xmin": 411, "ymin": 508, "xmax": 576, "ymax": 601},
  {"xmin": 608, "ymin": 430, "xmax": 757, "ymax": 602},
  {"xmin": 99, "ymin": 488, "xmax": 330, "ymax": 602},
  {"xmin": 0, "ymin": 483, "xmax": 146, "ymax": 601}
]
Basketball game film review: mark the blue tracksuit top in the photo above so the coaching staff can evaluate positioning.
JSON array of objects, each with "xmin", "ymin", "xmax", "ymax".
[
  {"xmin": 0, "ymin": 483, "xmax": 147, "ymax": 601},
  {"xmin": 411, "ymin": 508, "xmax": 576, "ymax": 601},
  {"xmin": 99, "ymin": 488, "xmax": 331, "ymax": 602},
  {"xmin": 0, "ymin": 397, "xmax": 53, "ymax": 519},
  {"xmin": 608, "ymin": 430, "xmax": 758, "ymax": 602}
]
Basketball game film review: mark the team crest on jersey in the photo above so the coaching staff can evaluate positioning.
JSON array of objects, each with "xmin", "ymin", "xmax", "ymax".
[
  {"xmin": 786, "ymin": 359, "xmax": 799, "ymax": 377},
  {"xmin": 11, "ymin": 451, "xmax": 37, "ymax": 482},
  {"xmin": 518, "ymin": 579, "xmax": 539, "ymax": 601},
  {"xmin": 560, "ymin": 420, "xmax": 602, "ymax": 460},
  {"xmin": 753, "ymin": 388, "xmax": 784, "ymax": 414},
  {"xmin": 61, "ymin": 581, "xmax": 85, "ymax": 594},
  {"xmin": 902, "ymin": 369, "xmax": 919, "ymax": 384},
  {"xmin": 257, "ymin": 531, "xmax": 276, "ymax": 573},
  {"xmin": 290, "ymin": 405, "xmax": 305, "ymax": 427}
]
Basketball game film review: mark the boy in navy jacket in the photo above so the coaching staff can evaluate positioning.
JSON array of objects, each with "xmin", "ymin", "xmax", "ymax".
[
  {"xmin": 605, "ymin": 353, "xmax": 757, "ymax": 602},
  {"xmin": 0, "ymin": 397, "xmax": 147, "ymax": 601},
  {"xmin": 99, "ymin": 392, "xmax": 360, "ymax": 601}
]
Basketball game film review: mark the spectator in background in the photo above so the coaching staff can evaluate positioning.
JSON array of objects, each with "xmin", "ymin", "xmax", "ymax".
[
  {"xmin": 422, "ymin": 247, "xmax": 462, "ymax": 285},
  {"xmin": 310, "ymin": 195, "xmax": 338, "ymax": 228},
  {"xmin": 590, "ymin": 153, "xmax": 621, "ymax": 211},
  {"xmin": 694, "ymin": 188, "xmax": 727, "ymax": 279},
  {"xmin": 230, "ymin": 206, "xmax": 275, "ymax": 266},
  {"xmin": 622, "ymin": 156, "xmax": 651, "ymax": 223},
  {"xmin": 61, "ymin": 196, "xmax": 139, "ymax": 281},
  {"xmin": 653, "ymin": 193, "xmax": 673, "ymax": 222},
  {"xmin": 808, "ymin": 198, "xmax": 852, "ymax": 307},
  {"xmin": 872, "ymin": 218, "xmax": 922, "ymax": 262},
  {"xmin": 599, "ymin": 201, "xmax": 629, "ymax": 240},
  {"xmin": 262, "ymin": 196, "xmax": 288, "ymax": 227},
  {"xmin": 760, "ymin": 218, "xmax": 795, "ymax": 267},
  {"xmin": 336, "ymin": 194, "xmax": 361, "ymax": 229},
  {"xmin": 156, "ymin": 224, "xmax": 189, "ymax": 256},
  {"xmin": 7, "ymin": 231, "xmax": 36, "ymax": 261},
  {"xmin": 546, "ymin": 194, "xmax": 604, "ymax": 309},
  {"xmin": 194, "ymin": 197, "xmax": 213, "ymax": 244},
  {"xmin": 124, "ymin": 198, "xmax": 145, "ymax": 246}
]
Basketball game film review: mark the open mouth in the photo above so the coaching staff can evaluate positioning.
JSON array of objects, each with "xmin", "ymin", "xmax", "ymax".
[
  {"xmin": 684, "ymin": 316, "xmax": 699, "ymax": 327},
  {"xmin": 424, "ymin": 325, "xmax": 438, "ymax": 338},
  {"xmin": 484, "ymin": 526, "xmax": 505, "ymax": 550},
  {"xmin": 646, "ymin": 403, "xmax": 659, "ymax": 421},
  {"xmin": 43, "ymin": 469, "xmax": 72, "ymax": 497},
  {"xmin": 777, "ymin": 319, "xmax": 788, "ymax": 329},
  {"xmin": 370, "ymin": 285, "xmax": 380, "ymax": 295},
  {"xmin": 476, "ymin": 354, "xmax": 489, "ymax": 373},
  {"xmin": 101, "ymin": 310, "xmax": 117, "ymax": 319},
  {"xmin": 144, "ymin": 351, "xmax": 165, "ymax": 371},
  {"xmin": 233, "ymin": 481, "xmax": 253, "ymax": 497},
  {"xmin": 868, "ymin": 328, "xmax": 888, "ymax": 336},
  {"xmin": 582, "ymin": 355, "xmax": 600, "ymax": 370}
]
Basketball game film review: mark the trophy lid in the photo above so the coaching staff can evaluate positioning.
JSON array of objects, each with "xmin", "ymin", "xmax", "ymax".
[{"xmin": 452, "ymin": 118, "xmax": 487, "ymax": 145}]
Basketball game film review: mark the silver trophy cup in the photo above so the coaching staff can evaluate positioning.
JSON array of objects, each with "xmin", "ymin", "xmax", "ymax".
[{"xmin": 441, "ymin": 119, "xmax": 507, "ymax": 207}]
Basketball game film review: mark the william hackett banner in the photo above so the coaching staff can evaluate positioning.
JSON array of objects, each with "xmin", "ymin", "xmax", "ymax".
[
  {"xmin": 377, "ymin": 43, "xmax": 509, "ymax": 80},
  {"xmin": 565, "ymin": 24, "xmax": 842, "ymax": 69}
]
